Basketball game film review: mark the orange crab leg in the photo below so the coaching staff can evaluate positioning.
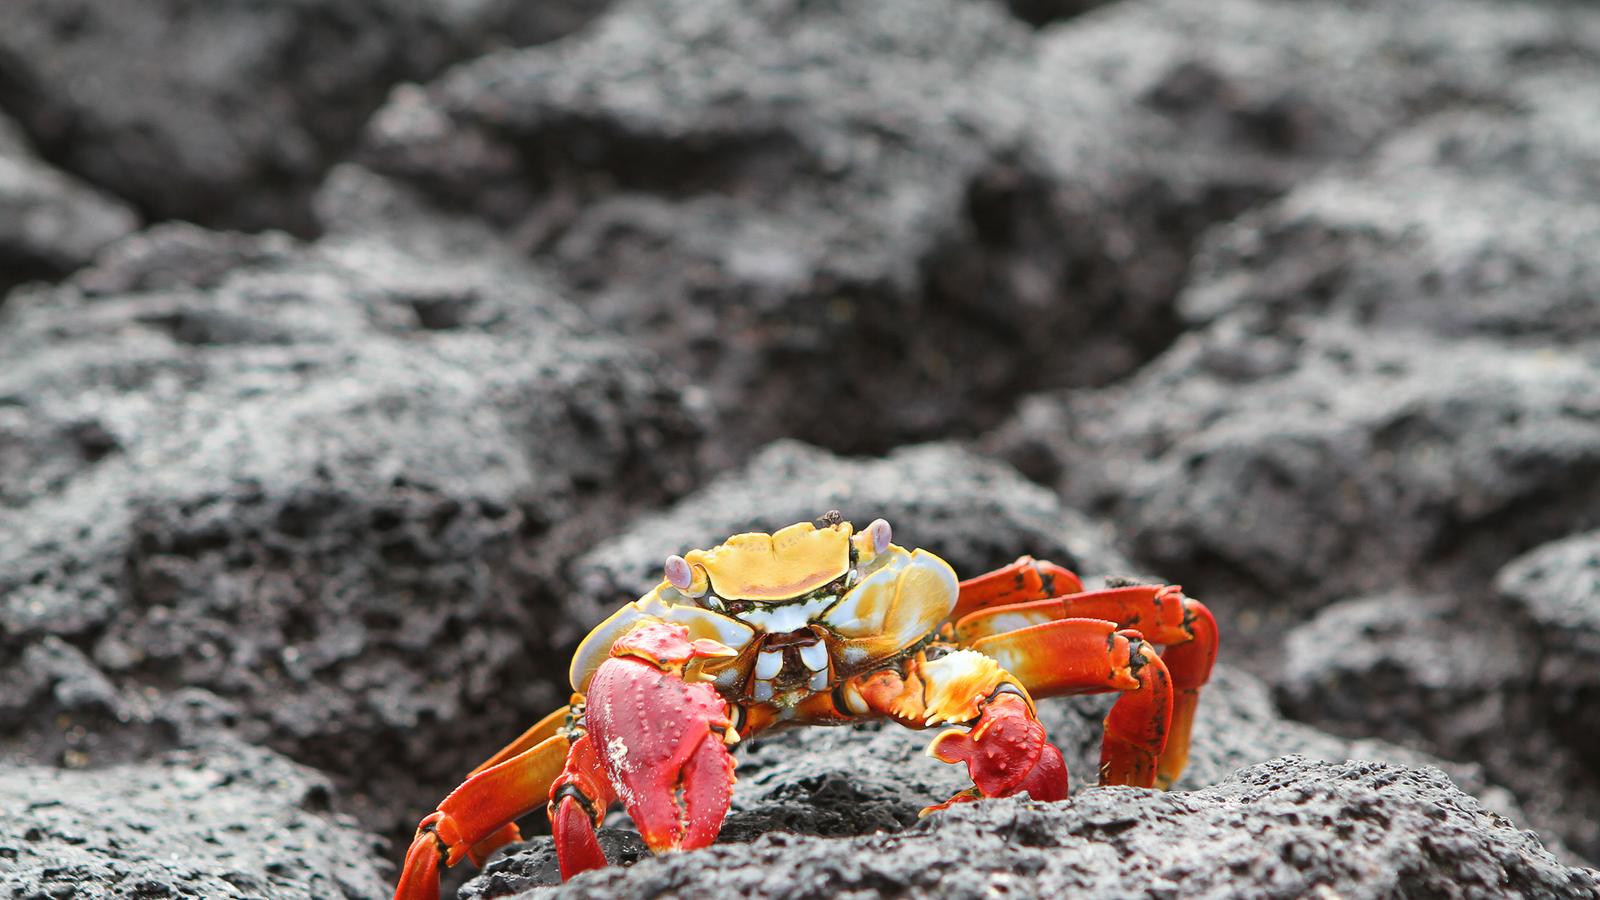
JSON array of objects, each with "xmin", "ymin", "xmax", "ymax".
[
  {"xmin": 956, "ymin": 584, "xmax": 1216, "ymax": 787},
  {"xmin": 468, "ymin": 705, "xmax": 571, "ymax": 777},
  {"xmin": 394, "ymin": 732, "xmax": 570, "ymax": 900},
  {"xmin": 968, "ymin": 618, "xmax": 1173, "ymax": 788},
  {"xmin": 952, "ymin": 556, "xmax": 1085, "ymax": 622}
]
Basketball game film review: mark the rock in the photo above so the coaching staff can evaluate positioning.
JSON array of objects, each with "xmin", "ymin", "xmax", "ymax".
[
  {"xmin": 1497, "ymin": 530, "xmax": 1600, "ymax": 731},
  {"xmin": 0, "ymin": 222, "xmax": 705, "ymax": 841},
  {"xmin": 463, "ymin": 757, "xmax": 1595, "ymax": 899},
  {"xmin": 1276, "ymin": 590, "xmax": 1600, "ymax": 860},
  {"xmin": 0, "ymin": 742, "xmax": 388, "ymax": 899},
  {"xmin": 1181, "ymin": 73, "xmax": 1600, "ymax": 344},
  {"xmin": 0, "ymin": 0, "xmax": 612, "ymax": 234},
  {"xmin": 563, "ymin": 439, "xmax": 1135, "ymax": 639},
  {"xmin": 346, "ymin": 0, "xmax": 1500, "ymax": 457},
  {"xmin": 992, "ymin": 322, "xmax": 1600, "ymax": 645},
  {"xmin": 0, "ymin": 111, "xmax": 137, "ymax": 294}
]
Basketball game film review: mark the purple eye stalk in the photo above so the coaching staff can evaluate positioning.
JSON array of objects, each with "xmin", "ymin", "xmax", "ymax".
[
  {"xmin": 664, "ymin": 554, "xmax": 695, "ymax": 591},
  {"xmin": 851, "ymin": 517, "xmax": 892, "ymax": 562}
]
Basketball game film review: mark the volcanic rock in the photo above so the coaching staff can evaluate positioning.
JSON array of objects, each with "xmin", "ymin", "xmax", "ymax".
[
  {"xmin": 462, "ymin": 757, "xmax": 1593, "ymax": 899},
  {"xmin": 0, "ymin": 742, "xmax": 387, "ymax": 899},
  {"xmin": 0, "ymin": 111, "xmax": 136, "ymax": 295},
  {"xmin": 0, "ymin": 222, "xmax": 704, "ymax": 841},
  {"xmin": 0, "ymin": 0, "xmax": 612, "ymax": 234}
]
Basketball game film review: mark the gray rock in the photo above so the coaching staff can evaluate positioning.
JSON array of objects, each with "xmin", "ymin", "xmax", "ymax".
[
  {"xmin": 0, "ymin": 0, "xmax": 612, "ymax": 233},
  {"xmin": 0, "ymin": 111, "xmax": 137, "ymax": 294},
  {"xmin": 1181, "ymin": 72, "xmax": 1600, "ymax": 344},
  {"xmin": 0, "ymin": 222, "xmax": 704, "ymax": 840},
  {"xmin": 1276, "ymin": 590, "xmax": 1599, "ymax": 860},
  {"xmin": 0, "ymin": 742, "xmax": 388, "ymax": 899},
  {"xmin": 346, "ymin": 0, "xmax": 1502, "ymax": 457},
  {"xmin": 993, "ymin": 322, "xmax": 1600, "ymax": 642},
  {"xmin": 462, "ymin": 757, "xmax": 1595, "ymax": 899}
]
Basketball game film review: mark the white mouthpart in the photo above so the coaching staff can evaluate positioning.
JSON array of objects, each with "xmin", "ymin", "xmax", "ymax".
[
  {"xmin": 737, "ymin": 594, "xmax": 836, "ymax": 633},
  {"xmin": 755, "ymin": 650, "xmax": 784, "ymax": 680},
  {"xmin": 752, "ymin": 679, "xmax": 774, "ymax": 702},
  {"xmin": 798, "ymin": 642, "xmax": 829, "ymax": 673},
  {"xmin": 809, "ymin": 670, "xmax": 829, "ymax": 691}
]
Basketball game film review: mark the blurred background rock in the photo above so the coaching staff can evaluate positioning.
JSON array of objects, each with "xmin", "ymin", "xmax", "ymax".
[{"xmin": 2, "ymin": 1, "xmax": 1598, "ymax": 897}]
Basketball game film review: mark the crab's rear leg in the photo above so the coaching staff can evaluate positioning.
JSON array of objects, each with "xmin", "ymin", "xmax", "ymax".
[
  {"xmin": 967, "ymin": 617, "xmax": 1174, "ymax": 788},
  {"xmin": 393, "ymin": 730, "xmax": 571, "ymax": 900},
  {"xmin": 953, "ymin": 576, "xmax": 1218, "ymax": 788}
]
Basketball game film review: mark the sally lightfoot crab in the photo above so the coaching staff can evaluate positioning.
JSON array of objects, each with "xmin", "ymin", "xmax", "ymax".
[{"xmin": 394, "ymin": 514, "xmax": 1218, "ymax": 898}]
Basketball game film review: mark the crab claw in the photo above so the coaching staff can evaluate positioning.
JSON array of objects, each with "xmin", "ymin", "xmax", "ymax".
[
  {"xmin": 588, "ymin": 622, "xmax": 738, "ymax": 854},
  {"xmin": 921, "ymin": 691, "xmax": 1067, "ymax": 814}
]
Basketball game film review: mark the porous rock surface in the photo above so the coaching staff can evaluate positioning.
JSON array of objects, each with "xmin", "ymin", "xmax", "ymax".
[
  {"xmin": 347, "ymin": 0, "xmax": 1528, "ymax": 456},
  {"xmin": 5, "ymin": 0, "xmax": 1600, "ymax": 895},
  {"xmin": 0, "ymin": 111, "xmax": 137, "ymax": 295},
  {"xmin": 0, "ymin": 222, "xmax": 704, "ymax": 842},
  {"xmin": 464, "ymin": 757, "xmax": 1595, "ymax": 899},
  {"xmin": 0, "ymin": 0, "xmax": 611, "ymax": 233},
  {"xmin": 0, "ymin": 742, "xmax": 387, "ymax": 899}
]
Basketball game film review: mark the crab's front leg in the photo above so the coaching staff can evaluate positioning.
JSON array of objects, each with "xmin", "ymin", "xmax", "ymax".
[
  {"xmin": 552, "ymin": 621, "xmax": 741, "ymax": 881},
  {"xmin": 844, "ymin": 650, "xmax": 1069, "ymax": 812}
]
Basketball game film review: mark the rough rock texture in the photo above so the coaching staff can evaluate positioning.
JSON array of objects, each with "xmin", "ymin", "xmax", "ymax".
[
  {"xmin": 345, "ymin": 0, "xmax": 1515, "ymax": 457},
  {"xmin": 996, "ymin": 322, "xmax": 1600, "ymax": 638},
  {"xmin": 463, "ymin": 758, "xmax": 1594, "ymax": 899},
  {"xmin": 0, "ymin": 742, "xmax": 388, "ymax": 899},
  {"xmin": 1181, "ymin": 72, "xmax": 1600, "ymax": 344},
  {"xmin": 1498, "ymin": 531, "xmax": 1600, "ymax": 754},
  {"xmin": 0, "ymin": 0, "xmax": 612, "ymax": 234},
  {"xmin": 0, "ymin": 111, "xmax": 137, "ymax": 294},
  {"xmin": 0, "ymin": 223, "xmax": 704, "ymax": 841},
  {"xmin": 1276, "ymin": 589, "xmax": 1600, "ymax": 861}
]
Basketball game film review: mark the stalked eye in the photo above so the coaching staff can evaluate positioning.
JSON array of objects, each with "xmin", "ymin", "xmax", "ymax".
[
  {"xmin": 852, "ymin": 517, "xmax": 892, "ymax": 561},
  {"xmin": 867, "ymin": 518, "xmax": 891, "ymax": 554},
  {"xmin": 664, "ymin": 555, "xmax": 694, "ymax": 591}
]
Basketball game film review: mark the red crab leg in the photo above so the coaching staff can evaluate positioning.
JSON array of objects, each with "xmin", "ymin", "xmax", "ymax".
[
  {"xmin": 968, "ymin": 618, "xmax": 1173, "ymax": 788},
  {"xmin": 954, "ymin": 584, "xmax": 1216, "ymax": 787},
  {"xmin": 567, "ymin": 621, "xmax": 738, "ymax": 876},
  {"xmin": 952, "ymin": 556, "xmax": 1085, "ymax": 622},
  {"xmin": 393, "ymin": 731, "xmax": 570, "ymax": 900}
]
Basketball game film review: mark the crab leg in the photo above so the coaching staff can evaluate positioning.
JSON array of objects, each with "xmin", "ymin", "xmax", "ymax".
[
  {"xmin": 393, "ymin": 731, "xmax": 571, "ymax": 900},
  {"xmin": 968, "ymin": 618, "xmax": 1174, "ymax": 788},
  {"xmin": 952, "ymin": 556, "xmax": 1085, "ymax": 622},
  {"xmin": 954, "ymin": 584, "xmax": 1216, "ymax": 788}
]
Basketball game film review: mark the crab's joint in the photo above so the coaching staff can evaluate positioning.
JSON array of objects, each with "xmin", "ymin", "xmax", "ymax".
[{"xmin": 550, "ymin": 783, "xmax": 600, "ymax": 825}]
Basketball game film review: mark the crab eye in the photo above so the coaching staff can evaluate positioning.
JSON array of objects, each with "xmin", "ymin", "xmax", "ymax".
[
  {"xmin": 852, "ymin": 518, "xmax": 892, "ymax": 561},
  {"xmin": 867, "ymin": 518, "xmax": 892, "ymax": 554},
  {"xmin": 664, "ymin": 555, "xmax": 694, "ymax": 591}
]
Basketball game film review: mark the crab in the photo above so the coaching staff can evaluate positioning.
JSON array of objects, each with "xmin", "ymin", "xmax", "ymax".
[{"xmin": 393, "ymin": 513, "xmax": 1218, "ymax": 898}]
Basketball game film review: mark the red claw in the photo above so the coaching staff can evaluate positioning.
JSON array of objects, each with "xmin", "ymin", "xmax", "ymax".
[
  {"xmin": 922, "ymin": 692, "xmax": 1067, "ymax": 814},
  {"xmin": 586, "ymin": 622, "xmax": 737, "ymax": 854}
]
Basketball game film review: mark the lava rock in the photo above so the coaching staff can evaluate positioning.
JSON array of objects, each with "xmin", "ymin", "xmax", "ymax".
[
  {"xmin": 1276, "ymin": 589, "xmax": 1600, "ymax": 860},
  {"xmin": 0, "ymin": 222, "xmax": 704, "ymax": 840},
  {"xmin": 1181, "ymin": 69, "xmax": 1600, "ymax": 343},
  {"xmin": 346, "ymin": 0, "xmax": 1491, "ymax": 457},
  {"xmin": 0, "ymin": 742, "xmax": 388, "ymax": 899},
  {"xmin": 993, "ymin": 322, "xmax": 1600, "ymax": 643},
  {"xmin": 0, "ymin": 0, "xmax": 612, "ymax": 234},
  {"xmin": 0, "ymin": 111, "xmax": 136, "ymax": 294},
  {"xmin": 463, "ymin": 757, "xmax": 1594, "ymax": 899}
]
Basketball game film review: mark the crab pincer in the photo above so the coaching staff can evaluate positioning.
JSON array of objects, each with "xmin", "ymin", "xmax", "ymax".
[{"xmin": 554, "ymin": 621, "xmax": 739, "ymax": 876}]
